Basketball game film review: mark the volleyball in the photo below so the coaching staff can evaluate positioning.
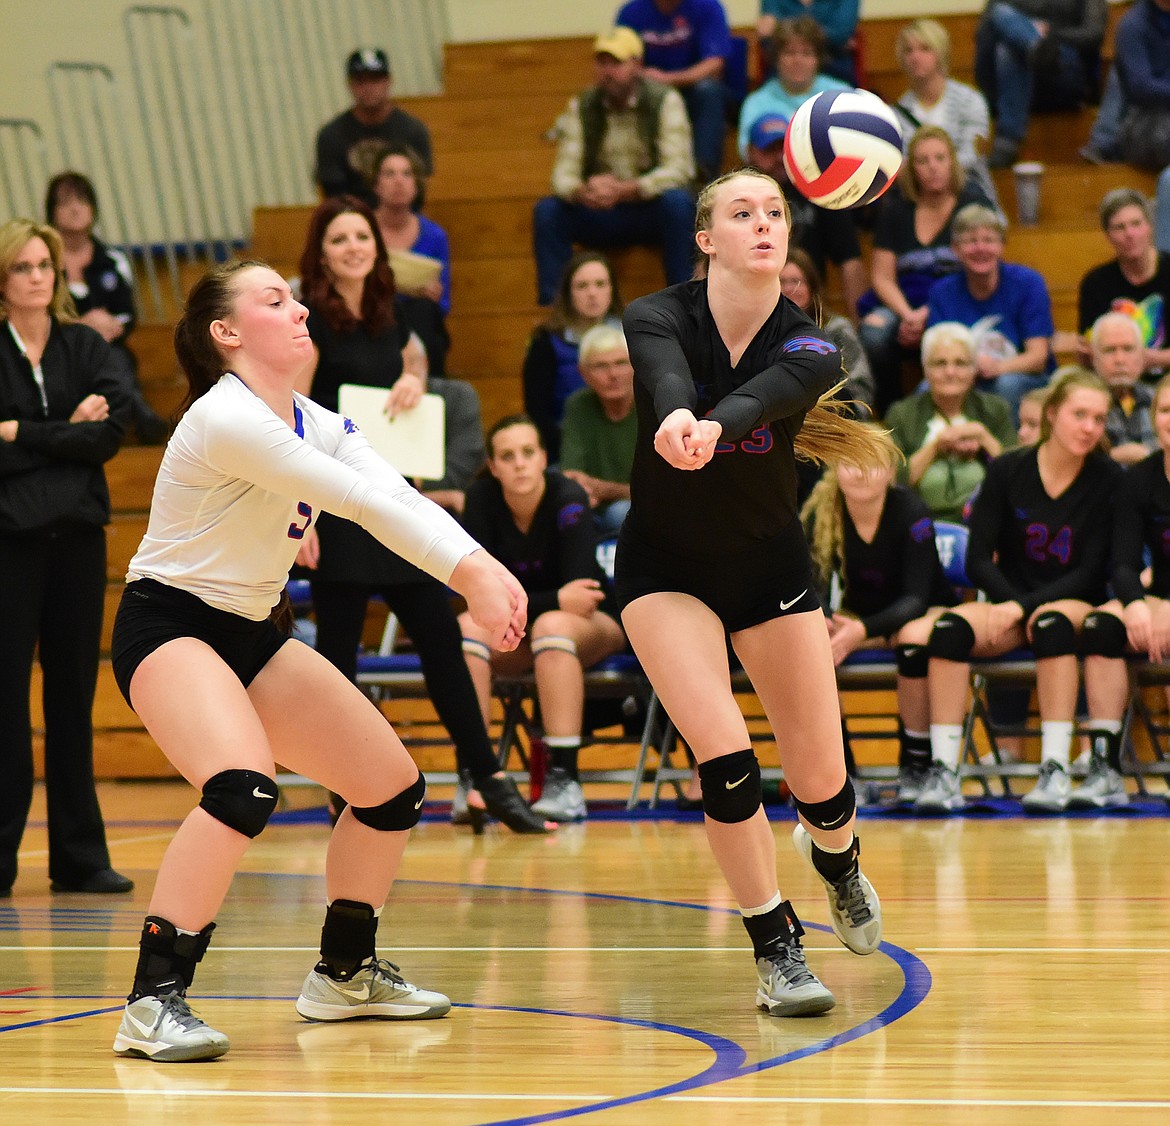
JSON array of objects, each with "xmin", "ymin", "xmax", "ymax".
[{"xmin": 782, "ymin": 89, "xmax": 904, "ymax": 210}]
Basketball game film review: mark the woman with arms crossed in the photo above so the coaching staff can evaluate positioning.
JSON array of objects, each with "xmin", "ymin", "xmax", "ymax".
[
  {"xmin": 109, "ymin": 261, "xmax": 524, "ymax": 1062},
  {"xmin": 617, "ymin": 170, "xmax": 889, "ymax": 1017}
]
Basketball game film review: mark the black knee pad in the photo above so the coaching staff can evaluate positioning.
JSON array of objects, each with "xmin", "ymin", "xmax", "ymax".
[
  {"xmin": 351, "ymin": 772, "xmax": 427, "ymax": 831},
  {"xmin": 698, "ymin": 749, "xmax": 761, "ymax": 823},
  {"xmin": 927, "ymin": 612, "xmax": 976, "ymax": 662},
  {"xmin": 1079, "ymin": 611, "xmax": 1128, "ymax": 658},
  {"xmin": 1030, "ymin": 610, "xmax": 1077, "ymax": 658},
  {"xmin": 793, "ymin": 777, "xmax": 856, "ymax": 832},
  {"xmin": 895, "ymin": 642, "xmax": 930, "ymax": 679},
  {"xmin": 199, "ymin": 769, "xmax": 279, "ymax": 839}
]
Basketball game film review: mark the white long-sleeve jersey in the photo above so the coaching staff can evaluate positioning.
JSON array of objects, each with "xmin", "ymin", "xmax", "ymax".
[{"xmin": 127, "ymin": 373, "xmax": 480, "ymax": 620}]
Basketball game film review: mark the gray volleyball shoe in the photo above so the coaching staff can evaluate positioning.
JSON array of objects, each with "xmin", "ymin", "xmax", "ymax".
[{"xmin": 112, "ymin": 991, "xmax": 229, "ymax": 1062}]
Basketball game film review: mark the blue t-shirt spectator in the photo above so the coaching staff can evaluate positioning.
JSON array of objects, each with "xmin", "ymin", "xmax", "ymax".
[
  {"xmin": 616, "ymin": 0, "xmax": 732, "ymax": 73},
  {"xmin": 411, "ymin": 214, "xmax": 452, "ymax": 316}
]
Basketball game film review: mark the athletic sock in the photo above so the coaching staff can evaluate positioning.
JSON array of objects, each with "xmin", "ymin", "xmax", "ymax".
[
  {"xmin": 317, "ymin": 900, "xmax": 379, "ymax": 981},
  {"xmin": 899, "ymin": 727, "xmax": 932, "ymax": 772},
  {"xmin": 1040, "ymin": 721, "xmax": 1074, "ymax": 768},
  {"xmin": 1087, "ymin": 719, "xmax": 1123, "ymax": 770},
  {"xmin": 545, "ymin": 735, "xmax": 581, "ymax": 780},
  {"xmin": 929, "ymin": 724, "xmax": 964, "ymax": 772}
]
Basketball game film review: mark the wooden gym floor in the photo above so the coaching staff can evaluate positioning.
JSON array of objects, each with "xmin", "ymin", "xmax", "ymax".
[{"xmin": 2, "ymin": 780, "xmax": 1168, "ymax": 1125}]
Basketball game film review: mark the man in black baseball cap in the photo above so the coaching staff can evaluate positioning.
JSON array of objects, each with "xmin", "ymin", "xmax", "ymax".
[{"xmin": 315, "ymin": 47, "xmax": 433, "ymax": 204}]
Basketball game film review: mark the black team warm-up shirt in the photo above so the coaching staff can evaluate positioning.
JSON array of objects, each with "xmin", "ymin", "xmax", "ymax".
[
  {"xmin": 1111, "ymin": 452, "xmax": 1170, "ymax": 604},
  {"xmin": 966, "ymin": 446, "xmax": 1120, "ymax": 615}
]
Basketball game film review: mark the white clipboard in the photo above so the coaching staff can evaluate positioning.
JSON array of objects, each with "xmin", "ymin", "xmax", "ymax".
[{"xmin": 338, "ymin": 384, "xmax": 446, "ymax": 481}]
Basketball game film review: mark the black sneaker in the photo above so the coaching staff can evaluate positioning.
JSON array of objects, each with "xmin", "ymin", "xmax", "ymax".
[{"xmin": 52, "ymin": 868, "xmax": 134, "ymax": 894}]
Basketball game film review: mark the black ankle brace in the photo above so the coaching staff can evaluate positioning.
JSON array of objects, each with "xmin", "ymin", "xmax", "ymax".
[
  {"xmin": 742, "ymin": 899, "xmax": 804, "ymax": 960},
  {"xmin": 318, "ymin": 899, "xmax": 378, "ymax": 981}
]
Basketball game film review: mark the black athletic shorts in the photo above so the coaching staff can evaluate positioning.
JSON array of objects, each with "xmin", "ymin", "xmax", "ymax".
[
  {"xmin": 613, "ymin": 515, "xmax": 821, "ymax": 633},
  {"xmin": 111, "ymin": 578, "xmax": 288, "ymax": 708}
]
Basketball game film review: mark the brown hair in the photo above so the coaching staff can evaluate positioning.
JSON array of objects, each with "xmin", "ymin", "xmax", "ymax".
[
  {"xmin": 902, "ymin": 126, "xmax": 963, "ymax": 203},
  {"xmin": 772, "ymin": 15, "xmax": 827, "ymax": 69},
  {"xmin": 298, "ymin": 195, "xmax": 397, "ymax": 335},
  {"xmin": 0, "ymin": 218, "xmax": 77, "ymax": 323},
  {"xmin": 486, "ymin": 412, "xmax": 543, "ymax": 458},
  {"xmin": 544, "ymin": 250, "xmax": 624, "ymax": 334},
  {"xmin": 696, "ymin": 172, "xmax": 897, "ymax": 471},
  {"xmin": 1038, "ymin": 366, "xmax": 1111, "ymax": 446},
  {"xmin": 45, "ymin": 170, "xmax": 99, "ymax": 225},
  {"xmin": 370, "ymin": 142, "xmax": 427, "ymax": 204}
]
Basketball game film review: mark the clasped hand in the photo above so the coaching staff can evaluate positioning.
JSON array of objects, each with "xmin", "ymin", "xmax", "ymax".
[{"xmin": 654, "ymin": 409, "xmax": 722, "ymax": 470}]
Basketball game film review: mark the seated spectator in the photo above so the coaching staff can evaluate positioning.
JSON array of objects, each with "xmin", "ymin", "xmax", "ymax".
[
  {"xmin": 1077, "ymin": 188, "xmax": 1170, "ymax": 377},
  {"xmin": 460, "ymin": 415, "xmax": 628, "ymax": 823},
  {"xmin": 1081, "ymin": 0, "xmax": 1170, "ymax": 169},
  {"xmin": 46, "ymin": 171, "xmax": 168, "ymax": 444},
  {"xmin": 315, "ymin": 48, "xmax": 433, "ymax": 206},
  {"xmin": 802, "ymin": 442, "xmax": 960, "ymax": 803},
  {"xmin": 859, "ymin": 126, "xmax": 991, "ymax": 412},
  {"xmin": 737, "ymin": 15, "xmax": 851, "ymax": 159},
  {"xmin": 533, "ymin": 28, "xmax": 695, "ymax": 308},
  {"xmin": 917, "ymin": 368, "xmax": 1120, "ymax": 814},
  {"xmin": 885, "ymin": 322, "xmax": 1016, "ymax": 521},
  {"xmin": 1016, "ymin": 384, "xmax": 1047, "ymax": 444},
  {"xmin": 1079, "ymin": 372, "xmax": 1170, "ymax": 811},
  {"xmin": 974, "ymin": 0, "xmax": 1106, "ymax": 170},
  {"xmin": 371, "ymin": 143, "xmax": 449, "ymax": 314},
  {"xmin": 523, "ymin": 251, "xmax": 624, "ymax": 463},
  {"xmin": 780, "ymin": 246, "xmax": 874, "ymax": 413},
  {"xmin": 894, "ymin": 18, "xmax": 998, "ymax": 207},
  {"xmin": 757, "ymin": 0, "xmax": 860, "ymax": 84},
  {"xmin": 370, "ymin": 142, "xmax": 451, "ymax": 374},
  {"xmin": 927, "ymin": 202, "xmax": 1055, "ymax": 418},
  {"xmin": 616, "ymin": 0, "xmax": 735, "ymax": 183},
  {"xmin": 1090, "ymin": 312, "xmax": 1156, "ymax": 465},
  {"xmin": 559, "ymin": 324, "xmax": 636, "ymax": 532},
  {"xmin": 747, "ymin": 114, "xmax": 866, "ymax": 319}
]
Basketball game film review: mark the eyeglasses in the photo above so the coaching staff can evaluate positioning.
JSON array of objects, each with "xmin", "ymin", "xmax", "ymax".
[{"xmin": 8, "ymin": 259, "xmax": 56, "ymax": 276}]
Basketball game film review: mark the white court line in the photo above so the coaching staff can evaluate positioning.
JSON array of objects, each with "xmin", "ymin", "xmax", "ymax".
[
  {"xmin": 18, "ymin": 831, "xmax": 178, "ymax": 860},
  {"xmin": 0, "ymin": 945, "xmax": 840, "ymax": 954},
  {"xmin": 0, "ymin": 1087, "xmax": 608, "ymax": 1102},
  {"xmin": 0, "ymin": 1088, "xmax": 1163, "ymax": 1109}
]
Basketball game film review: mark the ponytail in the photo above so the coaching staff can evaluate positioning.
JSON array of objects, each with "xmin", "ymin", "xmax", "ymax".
[
  {"xmin": 801, "ymin": 467, "xmax": 845, "ymax": 589},
  {"xmin": 795, "ymin": 383, "xmax": 899, "ymax": 468}
]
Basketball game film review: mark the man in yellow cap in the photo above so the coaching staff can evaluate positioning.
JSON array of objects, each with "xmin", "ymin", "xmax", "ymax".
[{"xmin": 532, "ymin": 27, "xmax": 696, "ymax": 305}]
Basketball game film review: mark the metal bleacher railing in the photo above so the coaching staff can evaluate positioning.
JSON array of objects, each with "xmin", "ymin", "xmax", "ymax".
[{"xmin": 0, "ymin": 0, "xmax": 447, "ymax": 320}]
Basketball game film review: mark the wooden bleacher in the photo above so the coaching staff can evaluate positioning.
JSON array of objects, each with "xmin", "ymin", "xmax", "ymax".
[{"xmin": 86, "ymin": 9, "xmax": 1160, "ymax": 781}]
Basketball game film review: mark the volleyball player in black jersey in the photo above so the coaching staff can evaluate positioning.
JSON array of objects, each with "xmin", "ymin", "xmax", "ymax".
[
  {"xmin": 615, "ymin": 170, "xmax": 892, "ymax": 1017},
  {"xmin": 1078, "ymin": 374, "xmax": 1170, "ymax": 809},
  {"xmin": 459, "ymin": 416, "xmax": 626, "ymax": 822},
  {"xmin": 803, "ymin": 448, "xmax": 959, "ymax": 804},
  {"xmin": 920, "ymin": 368, "xmax": 1121, "ymax": 815}
]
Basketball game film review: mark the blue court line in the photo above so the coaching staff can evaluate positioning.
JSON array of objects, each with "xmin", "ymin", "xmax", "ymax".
[{"xmin": 1, "ymin": 875, "xmax": 931, "ymax": 1124}]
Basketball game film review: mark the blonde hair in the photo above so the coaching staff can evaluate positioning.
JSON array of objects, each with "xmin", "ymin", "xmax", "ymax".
[
  {"xmin": 1039, "ymin": 366, "xmax": 1111, "ymax": 445},
  {"xmin": 896, "ymin": 18, "xmax": 951, "ymax": 73},
  {"xmin": 801, "ymin": 425, "xmax": 897, "ymax": 589},
  {"xmin": 0, "ymin": 218, "xmax": 77, "ymax": 323},
  {"xmin": 903, "ymin": 126, "xmax": 963, "ymax": 203},
  {"xmin": 696, "ymin": 171, "xmax": 898, "ymax": 471}
]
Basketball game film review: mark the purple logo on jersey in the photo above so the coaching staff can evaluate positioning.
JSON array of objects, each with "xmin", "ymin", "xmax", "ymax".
[
  {"xmin": 910, "ymin": 516, "xmax": 934, "ymax": 543},
  {"xmin": 342, "ymin": 416, "xmax": 359, "ymax": 435},
  {"xmin": 782, "ymin": 336, "xmax": 838, "ymax": 356},
  {"xmin": 558, "ymin": 503, "xmax": 585, "ymax": 530}
]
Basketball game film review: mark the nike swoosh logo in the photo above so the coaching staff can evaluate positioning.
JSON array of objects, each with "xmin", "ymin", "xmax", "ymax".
[
  {"xmin": 336, "ymin": 985, "xmax": 370, "ymax": 1001},
  {"xmin": 253, "ymin": 787, "xmax": 275, "ymax": 799},
  {"xmin": 725, "ymin": 774, "xmax": 750, "ymax": 790},
  {"xmin": 935, "ymin": 621, "xmax": 953, "ymax": 628},
  {"xmin": 414, "ymin": 798, "xmax": 424, "ymax": 809},
  {"xmin": 779, "ymin": 589, "xmax": 808, "ymax": 611},
  {"xmin": 822, "ymin": 810, "xmax": 849, "ymax": 828},
  {"xmin": 123, "ymin": 1011, "xmax": 158, "ymax": 1038},
  {"xmin": 1036, "ymin": 616, "xmax": 1056, "ymax": 628}
]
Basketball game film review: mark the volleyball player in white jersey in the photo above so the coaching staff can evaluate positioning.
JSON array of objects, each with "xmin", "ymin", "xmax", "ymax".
[{"xmin": 108, "ymin": 260, "xmax": 525, "ymax": 1063}]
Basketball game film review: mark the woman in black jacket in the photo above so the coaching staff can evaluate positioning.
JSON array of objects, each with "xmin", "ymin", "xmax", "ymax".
[{"xmin": 0, "ymin": 217, "xmax": 133, "ymax": 896}]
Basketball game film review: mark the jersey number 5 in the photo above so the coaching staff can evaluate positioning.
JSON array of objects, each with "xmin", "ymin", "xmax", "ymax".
[{"xmin": 288, "ymin": 502, "xmax": 313, "ymax": 540}]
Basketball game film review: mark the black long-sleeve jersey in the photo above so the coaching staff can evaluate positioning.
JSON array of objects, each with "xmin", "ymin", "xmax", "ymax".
[
  {"xmin": 839, "ymin": 486, "xmax": 958, "ymax": 638},
  {"xmin": 1112, "ymin": 452, "xmax": 1170, "ymax": 604},
  {"xmin": 966, "ymin": 446, "xmax": 1120, "ymax": 616},
  {"xmin": 622, "ymin": 280, "xmax": 842, "ymax": 559},
  {"xmin": 461, "ymin": 470, "xmax": 609, "ymax": 620}
]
